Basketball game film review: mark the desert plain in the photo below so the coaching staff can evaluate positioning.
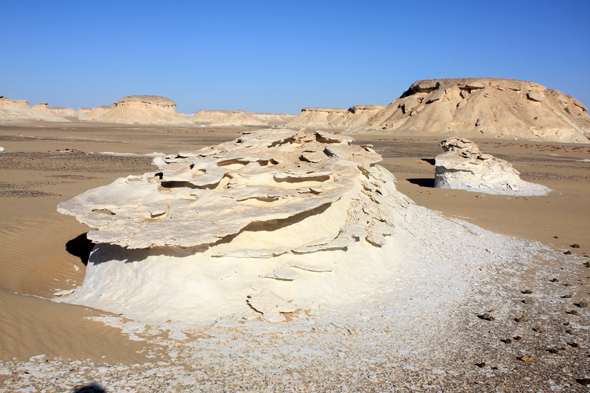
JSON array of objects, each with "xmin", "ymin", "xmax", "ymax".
[{"xmin": 0, "ymin": 117, "xmax": 588, "ymax": 392}]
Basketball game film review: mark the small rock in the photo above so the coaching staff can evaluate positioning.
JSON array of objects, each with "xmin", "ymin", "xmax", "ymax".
[
  {"xmin": 565, "ymin": 329, "xmax": 573, "ymax": 334},
  {"xmin": 554, "ymin": 236, "xmax": 559, "ymax": 239},
  {"xmin": 569, "ymin": 342, "xmax": 580, "ymax": 348},
  {"xmin": 564, "ymin": 283, "xmax": 573, "ymax": 287},
  {"xmin": 547, "ymin": 348, "xmax": 560, "ymax": 354},
  {"xmin": 503, "ymin": 338, "xmax": 513, "ymax": 344},
  {"xmin": 522, "ymin": 298, "xmax": 536, "ymax": 304},
  {"xmin": 575, "ymin": 302, "xmax": 588, "ymax": 308},
  {"xmin": 533, "ymin": 327, "xmax": 545, "ymax": 333},
  {"xmin": 475, "ymin": 362, "xmax": 486, "ymax": 368},
  {"xmin": 518, "ymin": 355, "xmax": 534, "ymax": 362},
  {"xmin": 567, "ymin": 310, "xmax": 579, "ymax": 316},
  {"xmin": 513, "ymin": 335, "xmax": 523, "ymax": 341},
  {"xmin": 562, "ymin": 294, "xmax": 573, "ymax": 298},
  {"xmin": 576, "ymin": 378, "xmax": 590, "ymax": 386},
  {"xmin": 584, "ymin": 261, "xmax": 590, "ymax": 268},
  {"xmin": 550, "ymin": 278, "xmax": 559, "ymax": 282},
  {"xmin": 564, "ymin": 251, "xmax": 572, "ymax": 255},
  {"xmin": 571, "ymin": 244, "xmax": 580, "ymax": 248},
  {"xmin": 515, "ymin": 316, "xmax": 527, "ymax": 323},
  {"xmin": 521, "ymin": 289, "xmax": 533, "ymax": 294}
]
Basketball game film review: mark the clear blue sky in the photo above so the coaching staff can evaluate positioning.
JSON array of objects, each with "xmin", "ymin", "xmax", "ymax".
[{"xmin": 1, "ymin": 0, "xmax": 588, "ymax": 114}]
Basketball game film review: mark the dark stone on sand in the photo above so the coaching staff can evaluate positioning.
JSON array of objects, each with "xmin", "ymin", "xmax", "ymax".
[
  {"xmin": 515, "ymin": 316, "xmax": 527, "ymax": 322},
  {"xmin": 571, "ymin": 244, "xmax": 580, "ymax": 248},
  {"xmin": 475, "ymin": 362, "xmax": 486, "ymax": 368},
  {"xmin": 564, "ymin": 251, "xmax": 572, "ymax": 255},
  {"xmin": 521, "ymin": 289, "xmax": 533, "ymax": 294},
  {"xmin": 576, "ymin": 378, "xmax": 590, "ymax": 386},
  {"xmin": 533, "ymin": 327, "xmax": 544, "ymax": 332},
  {"xmin": 562, "ymin": 294, "xmax": 573, "ymax": 298},
  {"xmin": 575, "ymin": 302, "xmax": 588, "ymax": 308},
  {"xmin": 503, "ymin": 338, "xmax": 512, "ymax": 344},
  {"xmin": 550, "ymin": 278, "xmax": 559, "ymax": 282},
  {"xmin": 522, "ymin": 298, "xmax": 536, "ymax": 304},
  {"xmin": 478, "ymin": 313, "xmax": 495, "ymax": 321},
  {"xmin": 513, "ymin": 335, "xmax": 522, "ymax": 340},
  {"xmin": 569, "ymin": 342, "xmax": 580, "ymax": 348},
  {"xmin": 567, "ymin": 310, "xmax": 579, "ymax": 315},
  {"xmin": 547, "ymin": 348, "xmax": 560, "ymax": 354}
]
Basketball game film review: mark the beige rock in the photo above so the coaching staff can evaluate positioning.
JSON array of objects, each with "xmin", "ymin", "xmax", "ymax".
[
  {"xmin": 361, "ymin": 78, "xmax": 590, "ymax": 143},
  {"xmin": 0, "ymin": 97, "xmax": 68, "ymax": 122}
]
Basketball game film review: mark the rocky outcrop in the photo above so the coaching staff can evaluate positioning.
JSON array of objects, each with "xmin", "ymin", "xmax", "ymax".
[
  {"xmin": 362, "ymin": 78, "xmax": 590, "ymax": 143},
  {"xmin": 0, "ymin": 97, "xmax": 68, "ymax": 122},
  {"xmin": 77, "ymin": 95, "xmax": 190, "ymax": 124},
  {"xmin": 340, "ymin": 105, "xmax": 386, "ymax": 127},
  {"xmin": 434, "ymin": 137, "xmax": 550, "ymax": 195},
  {"xmin": 57, "ymin": 129, "xmax": 421, "ymax": 324},
  {"xmin": 285, "ymin": 107, "xmax": 350, "ymax": 128},
  {"xmin": 49, "ymin": 107, "xmax": 77, "ymax": 117},
  {"xmin": 252, "ymin": 112, "xmax": 296, "ymax": 125},
  {"xmin": 189, "ymin": 109, "xmax": 289, "ymax": 126}
]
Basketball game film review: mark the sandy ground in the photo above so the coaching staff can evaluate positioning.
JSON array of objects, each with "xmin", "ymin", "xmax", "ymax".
[{"xmin": 0, "ymin": 121, "xmax": 589, "ymax": 392}]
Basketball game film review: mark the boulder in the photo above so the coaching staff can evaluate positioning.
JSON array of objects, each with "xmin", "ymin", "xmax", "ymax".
[{"xmin": 434, "ymin": 137, "xmax": 550, "ymax": 195}]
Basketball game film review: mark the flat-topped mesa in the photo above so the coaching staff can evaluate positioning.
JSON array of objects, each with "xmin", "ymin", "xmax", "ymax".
[
  {"xmin": 50, "ymin": 107, "xmax": 77, "ymax": 117},
  {"xmin": 285, "ymin": 107, "xmax": 350, "ymax": 128},
  {"xmin": 0, "ymin": 97, "xmax": 68, "ymax": 122},
  {"xmin": 57, "ymin": 129, "xmax": 418, "ymax": 324},
  {"xmin": 363, "ymin": 78, "xmax": 590, "ymax": 143},
  {"xmin": 79, "ymin": 95, "xmax": 190, "ymax": 124},
  {"xmin": 434, "ymin": 137, "xmax": 550, "ymax": 196}
]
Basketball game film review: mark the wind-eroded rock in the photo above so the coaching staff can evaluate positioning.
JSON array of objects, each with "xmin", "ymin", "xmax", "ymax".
[
  {"xmin": 363, "ymin": 78, "xmax": 590, "ymax": 143},
  {"xmin": 434, "ymin": 137, "xmax": 550, "ymax": 195},
  {"xmin": 0, "ymin": 97, "xmax": 68, "ymax": 122},
  {"xmin": 57, "ymin": 129, "xmax": 421, "ymax": 324},
  {"xmin": 285, "ymin": 105, "xmax": 386, "ymax": 128}
]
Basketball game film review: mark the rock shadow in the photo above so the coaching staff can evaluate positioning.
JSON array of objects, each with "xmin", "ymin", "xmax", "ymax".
[
  {"xmin": 72, "ymin": 382, "xmax": 107, "ymax": 393},
  {"xmin": 66, "ymin": 233, "xmax": 95, "ymax": 266},
  {"xmin": 407, "ymin": 178, "xmax": 435, "ymax": 188},
  {"xmin": 421, "ymin": 158, "xmax": 435, "ymax": 166}
]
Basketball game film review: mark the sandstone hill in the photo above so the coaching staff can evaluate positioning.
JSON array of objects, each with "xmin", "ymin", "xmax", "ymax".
[
  {"xmin": 0, "ymin": 97, "xmax": 68, "ymax": 122},
  {"xmin": 87, "ymin": 95, "xmax": 191, "ymax": 124},
  {"xmin": 78, "ymin": 105, "xmax": 114, "ymax": 121},
  {"xmin": 361, "ymin": 78, "xmax": 590, "ymax": 143},
  {"xmin": 285, "ymin": 105, "xmax": 387, "ymax": 129},
  {"xmin": 49, "ymin": 107, "xmax": 77, "ymax": 117}
]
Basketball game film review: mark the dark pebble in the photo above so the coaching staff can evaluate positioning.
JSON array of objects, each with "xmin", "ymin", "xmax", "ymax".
[
  {"xmin": 565, "ymin": 330, "xmax": 573, "ymax": 334},
  {"xmin": 567, "ymin": 310, "xmax": 579, "ymax": 315},
  {"xmin": 515, "ymin": 316, "xmax": 527, "ymax": 322},
  {"xmin": 564, "ymin": 251, "xmax": 572, "ymax": 255},
  {"xmin": 521, "ymin": 289, "xmax": 533, "ymax": 294},
  {"xmin": 522, "ymin": 298, "xmax": 536, "ymax": 304},
  {"xmin": 503, "ymin": 338, "xmax": 513, "ymax": 344},
  {"xmin": 569, "ymin": 342, "xmax": 580, "ymax": 348},
  {"xmin": 571, "ymin": 244, "xmax": 581, "ymax": 248},
  {"xmin": 562, "ymin": 294, "xmax": 573, "ymax": 298},
  {"xmin": 547, "ymin": 348, "xmax": 560, "ymax": 354},
  {"xmin": 564, "ymin": 283, "xmax": 573, "ymax": 287},
  {"xmin": 576, "ymin": 302, "xmax": 588, "ymax": 308},
  {"xmin": 475, "ymin": 362, "xmax": 486, "ymax": 368},
  {"xmin": 533, "ymin": 327, "xmax": 545, "ymax": 333},
  {"xmin": 550, "ymin": 278, "xmax": 559, "ymax": 282},
  {"xmin": 513, "ymin": 335, "xmax": 523, "ymax": 341},
  {"xmin": 554, "ymin": 236, "xmax": 559, "ymax": 239},
  {"xmin": 584, "ymin": 261, "xmax": 590, "ymax": 268},
  {"xmin": 577, "ymin": 378, "xmax": 590, "ymax": 386}
]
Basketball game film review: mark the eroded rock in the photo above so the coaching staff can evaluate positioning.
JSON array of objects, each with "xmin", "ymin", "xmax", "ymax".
[{"xmin": 434, "ymin": 137, "xmax": 550, "ymax": 196}]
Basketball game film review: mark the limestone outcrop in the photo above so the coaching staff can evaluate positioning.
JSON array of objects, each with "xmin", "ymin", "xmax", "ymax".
[
  {"xmin": 362, "ymin": 78, "xmax": 590, "ymax": 143},
  {"xmin": 57, "ymin": 129, "xmax": 423, "ymax": 324},
  {"xmin": 49, "ymin": 107, "xmax": 77, "ymax": 117},
  {"xmin": 285, "ymin": 107, "xmax": 350, "ymax": 128},
  {"xmin": 434, "ymin": 137, "xmax": 550, "ymax": 195},
  {"xmin": 0, "ymin": 97, "xmax": 68, "ymax": 122},
  {"xmin": 78, "ymin": 95, "xmax": 191, "ymax": 124},
  {"xmin": 189, "ymin": 109, "xmax": 284, "ymax": 126}
]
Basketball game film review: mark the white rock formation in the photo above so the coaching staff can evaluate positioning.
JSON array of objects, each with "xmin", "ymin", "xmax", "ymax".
[
  {"xmin": 361, "ymin": 78, "xmax": 590, "ymax": 143},
  {"xmin": 57, "ymin": 129, "xmax": 425, "ymax": 325},
  {"xmin": 0, "ymin": 97, "xmax": 68, "ymax": 122},
  {"xmin": 189, "ymin": 109, "xmax": 272, "ymax": 126},
  {"xmin": 78, "ymin": 105, "xmax": 114, "ymax": 121},
  {"xmin": 434, "ymin": 137, "xmax": 550, "ymax": 196}
]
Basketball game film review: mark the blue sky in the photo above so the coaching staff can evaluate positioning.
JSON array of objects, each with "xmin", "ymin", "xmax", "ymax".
[{"xmin": 1, "ymin": 0, "xmax": 589, "ymax": 114}]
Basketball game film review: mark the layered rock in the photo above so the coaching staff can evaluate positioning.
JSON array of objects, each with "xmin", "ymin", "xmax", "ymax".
[
  {"xmin": 434, "ymin": 137, "xmax": 550, "ymax": 195},
  {"xmin": 0, "ymin": 97, "xmax": 68, "ymax": 122},
  {"xmin": 49, "ymin": 107, "xmax": 77, "ymax": 117},
  {"xmin": 78, "ymin": 95, "xmax": 190, "ymax": 124},
  {"xmin": 340, "ymin": 105, "xmax": 386, "ymax": 127},
  {"xmin": 189, "ymin": 109, "xmax": 274, "ymax": 126},
  {"xmin": 57, "ymin": 129, "xmax": 421, "ymax": 324},
  {"xmin": 285, "ymin": 107, "xmax": 350, "ymax": 128},
  {"xmin": 362, "ymin": 78, "xmax": 590, "ymax": 143}
]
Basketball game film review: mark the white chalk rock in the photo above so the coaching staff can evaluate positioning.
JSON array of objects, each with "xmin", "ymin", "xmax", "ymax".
[
  {"xmin": 434, "ymin": 137, "xmax": 550, "ymax": 196},
  {"xmin": 57, "ymin": 129, "xmax": 420, "ymax": 325},
  {"xmin": 0, "ymin": 147, "xmax": 4, "ymax": 152}
]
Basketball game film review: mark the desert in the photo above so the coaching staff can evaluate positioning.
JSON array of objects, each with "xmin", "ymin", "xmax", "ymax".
[
  {"xmin": 2, "ymin": 2, "xmax": 590, "ymax": 391},
  {"xmin": 0, "ymin": 90, "xmax": 589, "ymax": 390}
]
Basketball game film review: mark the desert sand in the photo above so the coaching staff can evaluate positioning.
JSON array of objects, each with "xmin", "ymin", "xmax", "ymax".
[{"xmin": 0, "ymin": 119, "xmax": 588, "ymax": 391}]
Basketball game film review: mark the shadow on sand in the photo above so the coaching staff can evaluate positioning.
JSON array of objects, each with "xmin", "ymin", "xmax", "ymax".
[
  {"xmin": 407, "ymin": 178, "xmax": 435, "ymax": 188},
  {"xmin": 66, "ymin": 233, "xmax": 94, "ymax": 266},
  {"xmin": 72, "ymin": 382, "xmax": 106, "ymax": 393}
]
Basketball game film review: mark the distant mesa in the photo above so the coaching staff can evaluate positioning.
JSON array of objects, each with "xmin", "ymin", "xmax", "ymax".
[
  {"xmin": 361, "ymin": 78, "xmax": 590, "ymax": 143},
  {"xmin": 49, "ymin": 106, "xmax": 77, "ymax": 117},
  {"xmin": 285, "ymin": 105, "xmax": 386, "ymax": 128},
  {"xmin": 434, "ymin": 137, "xmax": 550, "ymax": 196},
  {"xmin": 0, "ymin": 96, "xmax": 68, "ymax": 122}
]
